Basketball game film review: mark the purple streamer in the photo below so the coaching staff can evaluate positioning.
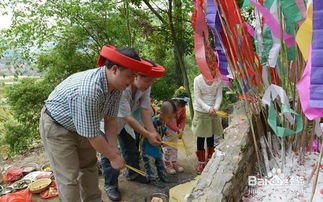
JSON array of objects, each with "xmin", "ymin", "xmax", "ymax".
[
  {"xmin": 310, "ymin": 0, "xmax": 323, "ymax": 108},
  {"xmin": 205, "ymin": 0, "xmax": 229, "ymax": 75}
]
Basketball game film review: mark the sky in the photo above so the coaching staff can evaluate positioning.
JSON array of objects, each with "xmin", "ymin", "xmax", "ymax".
[{"xmin": 0, "ymin": 11, "xmax": 12, "ymax": 30}]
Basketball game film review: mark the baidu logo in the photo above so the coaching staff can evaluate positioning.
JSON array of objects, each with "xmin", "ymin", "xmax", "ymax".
[{"xmin": 248, "ymin": 168, "xmax": 305, "ymax": 187}]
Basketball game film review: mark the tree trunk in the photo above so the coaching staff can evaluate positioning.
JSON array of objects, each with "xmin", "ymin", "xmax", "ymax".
[
  {"xmin": 142, "ymin": 0, "xmax": 194, "ymax": 119},
  {"xmin": 168, "ymin": 0, "xmax": 194, "ymax": 119}
]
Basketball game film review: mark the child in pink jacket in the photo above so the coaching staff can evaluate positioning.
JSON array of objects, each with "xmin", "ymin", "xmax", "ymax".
[{"xmin": 163, "ymin": 87, "xmax": 190, "ymax": 174}]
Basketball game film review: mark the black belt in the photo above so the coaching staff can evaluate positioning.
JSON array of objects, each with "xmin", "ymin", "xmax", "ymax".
[{"xmin": 44, "ymin": 108, "xmax": 63, "ymax": 127}]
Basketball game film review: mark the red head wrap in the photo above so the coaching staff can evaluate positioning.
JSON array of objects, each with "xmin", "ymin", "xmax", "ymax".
[{"xmin": 97, "ymin": 45, "xmax": 165, "ymax": 78}]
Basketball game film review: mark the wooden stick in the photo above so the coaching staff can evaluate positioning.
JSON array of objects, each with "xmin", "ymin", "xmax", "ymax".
[
  {"xmin": 263, "ymin": 133, "xmax": 280, "ymax": 167},
  {"xmin": 310, "ymin": 143, "xmax": 323, "ymax": 202},
  {"xmin": 244, "ymin": 101, "xmax": 263, "ymax": 176},
  {"xmin": 260, "ymin": 136, "xmax": 270, "ymax": 175},
  {"xmin": 307, "ymin": 163, "xmax": 317, "ymax": 184},
  {"xmin": 125, "ymin": 164, "xmax": 146, "ymax": 176}
]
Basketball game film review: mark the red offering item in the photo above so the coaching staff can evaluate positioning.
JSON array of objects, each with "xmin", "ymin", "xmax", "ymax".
[
  {"xmin": 40, "ymin": 181, "xmax": 59, "ymax": 199},
  {"xmin": 0, "ymin": 188, "xmax": 32, "ymax": 202},
  {"xmin": 3, "ymin": 168, "xmax": 23, "ymax": 183}
]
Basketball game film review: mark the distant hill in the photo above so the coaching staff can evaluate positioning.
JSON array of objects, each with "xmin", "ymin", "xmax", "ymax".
[{"xmin": 0, "ymin": 55, "xmax": 40, "ymax": 76}]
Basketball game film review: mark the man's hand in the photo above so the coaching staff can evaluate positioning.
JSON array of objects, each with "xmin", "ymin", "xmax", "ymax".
[
  {"xmin": 88, "ymin": 135, "xmax": 125, "ymax": 170},
  {"xmin": 110, "ymin": 152, "xmax": 126, "ymax": 170},
  {"xmin": 147, "ymin": 131, "xmax": 161, "ymax": 146}
]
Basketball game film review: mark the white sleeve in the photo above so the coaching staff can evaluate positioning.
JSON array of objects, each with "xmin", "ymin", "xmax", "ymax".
[
  {"xmin": 117, "ymin": 91, "xmax": 132, "ymax": 118},
  {"xmin": 140, "ymin": 87, "xmax": 151, "ymax": 110},
  {"xmin": 213, "ymin": 83, "xmax": 223, "ymax": 111}
]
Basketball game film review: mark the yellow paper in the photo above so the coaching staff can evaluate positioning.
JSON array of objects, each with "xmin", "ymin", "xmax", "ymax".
[
  {"xmin": 296, "ymin": 5, "xmax": 313, "ymax": 61},
  {"xmin": 215, "ymin": 111, "xmax": 229, "ymax": 118},
  {"xmin": 161, "ymin": 141, "xmax": 184, "ymax": 148},
  {"xmin": 167, "ymin": 132, "xmax": 189, "ymax": 156}
]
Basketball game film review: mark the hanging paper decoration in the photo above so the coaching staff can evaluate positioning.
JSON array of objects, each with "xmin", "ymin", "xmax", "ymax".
[
  {"xmin": 267, "ymin": 102, "xmax": 303, "ymax": 137},
  {"xmin": 296, "ymin": 5, "xmax": 313, "ymax": 61},
  {"xmin": 249, "ymin": 0, "xmax": 296, "ymax": 48},
  {"xmin": 245, "ymin": 22, "xmax": 255, "ymax": 37},
  {"xmin": 297, "ymin": 47, "xmax": 323, "ymax": 120},
  {"xmin": 262, "ymin": 84, "xmax": 295, "ymax": 124},
  {"xmin": 295, "ymin": 0, "xmax": 307, "ymax": 18},
  {"xmin": 281, "ymin": 0, "xmax": 304, "ymax": 61},
  {"xmin": 205, "ymin": 0, "xmax": 229, "ymax": 76},
  {"xmin": 192, "ymin": 0, "xmax": 221, "ymax": 82},
  {"xmin": 215, "ymin": 0, "xmax": 262, "ymax": 87},
  {"xmin": 309, "ymin": 0, "xmax": 323, "ymax": 108},
  {"xmin": 262, "ymin": 85, "xmax": 303, "ymax": 137}
]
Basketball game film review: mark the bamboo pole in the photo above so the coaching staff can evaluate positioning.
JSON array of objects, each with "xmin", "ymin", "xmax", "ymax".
[{"xmin": 310, "ymin": 142, "xmax": 323, "ymax": 202}]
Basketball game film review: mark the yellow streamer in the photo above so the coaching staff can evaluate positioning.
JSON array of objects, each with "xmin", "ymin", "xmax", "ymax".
[
  {"xmin": 161, "ymin": 141, "xmax": 184, "ymax": 148},
  {"xmin": 168, "ymin": 132, "xmax": 183, "ymax": 142},
  {"xmin": 125, "ymin": 164, "xmax": 146, "ymax": 176},
  {"xmin": 215, "ymin": 111, "xmax": 228, "ymax": 118},
  {"xmin": 164, "ymin": 132, "xmax": 189, "ymax": 155},
  {"xmin": 296, "ymin": 5, "xmax": 313, "ymax": 61}
]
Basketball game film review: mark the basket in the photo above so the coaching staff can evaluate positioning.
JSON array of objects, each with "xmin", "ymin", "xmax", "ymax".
[{"xmin": 28, "ymin": 178, "xmax": 52, "ymax": 194}]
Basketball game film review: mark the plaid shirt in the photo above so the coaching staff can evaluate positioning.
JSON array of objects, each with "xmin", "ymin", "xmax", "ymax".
[{"xmin": 45, "ymin": 67, "xmax": 121, "ymax": 138}]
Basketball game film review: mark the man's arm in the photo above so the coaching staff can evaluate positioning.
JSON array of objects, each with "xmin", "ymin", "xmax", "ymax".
[
  {"xmin": 124, "ymin": 116, "xmax": 149, "ymax": 137},
  {"xmin": 140, "ymin": 108, "xmax": 161, "ymax": 144},
  {"xmin": 124, "ymin": 113, "xmax": 160, "ymax": 145},
  {"xmin": 141, "ymin": 108, "xmax": 157, "ymax": 133},
  {"xmin": 88, "ymin": 135, "xmax": 125, "ymax": 170},
  {"xmin": 104, "ymin": 117, "xmax": 118, "ymax": 148}
]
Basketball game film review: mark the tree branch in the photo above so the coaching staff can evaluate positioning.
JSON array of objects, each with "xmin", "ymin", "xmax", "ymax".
[{"xmin": 142, "ymin": 0, "xmax": 167, "ymax": 25}]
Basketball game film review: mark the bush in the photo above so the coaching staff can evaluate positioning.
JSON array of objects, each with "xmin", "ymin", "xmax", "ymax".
[
  {"xmin": 3, "ymin": 77, "xmax": 53, "ymax": 154},
  {"xmin": 3, "ymin": 120, "xmax": 33, "ymax": 154}
]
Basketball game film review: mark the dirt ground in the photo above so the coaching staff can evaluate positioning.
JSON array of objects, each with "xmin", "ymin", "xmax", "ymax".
[{"xmin": 1, "ymin": 128, "xmax": 197, "ymax": 202}]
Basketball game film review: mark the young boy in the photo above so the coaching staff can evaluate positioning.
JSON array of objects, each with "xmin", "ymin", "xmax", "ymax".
[{"xmin": 141, "ymin": 100, "xmax": 176, "ymax": 187}]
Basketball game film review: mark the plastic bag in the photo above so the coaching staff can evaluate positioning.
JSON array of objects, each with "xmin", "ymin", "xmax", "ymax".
[
  {"xmin": 40, "ymin": 180, "xmax": 58, "ymax": 199},
  {"xmin": 0, "ymin": 189, "xmax": 32, "ymax": 202},
  {"xmin": 3, "ymin": 168, "xmax": 23, "ymax": 183}
]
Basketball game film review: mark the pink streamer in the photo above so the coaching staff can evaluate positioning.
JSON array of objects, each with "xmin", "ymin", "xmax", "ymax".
[
  {"xmin": 249, "ymin": 0, "xmax": 296, "ymax": 48},
  {"xmin": 297, "ymin": 47, "xmax": 323, "ymax": 120},
  {"xmin": 245, "ymin": 22, "xmax": 255, "ymax": 37},
  {"xmin": 295, "ymin": 0, "xmax": 307, "ymax": 18}
]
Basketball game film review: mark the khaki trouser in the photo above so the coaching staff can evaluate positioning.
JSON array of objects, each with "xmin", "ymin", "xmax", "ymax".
[{"xmin": 39, "ymin": 107, "xmax": 101, "ymax": 202}]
